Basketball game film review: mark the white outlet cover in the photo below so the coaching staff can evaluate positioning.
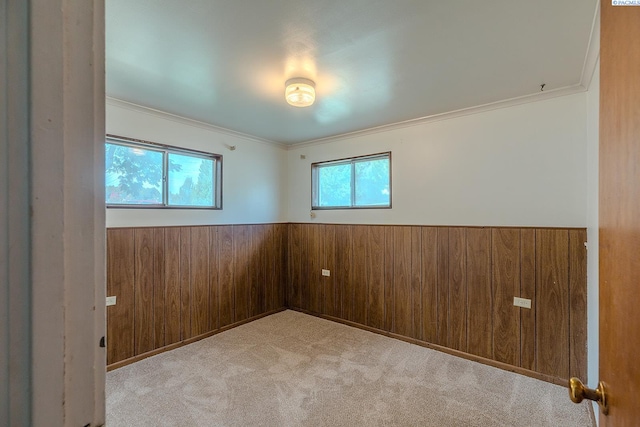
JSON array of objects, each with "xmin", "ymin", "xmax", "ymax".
[
  {"xmin": 322, "ymin": 269, "xmax": 331, "ymax": 277},
  {"xmin": 513, "ymin": 297, "xmax": 532, "ymax": 309},
  {"xmin": 106, "ymin": 296, "xmax": 117, "ymax": 306}
]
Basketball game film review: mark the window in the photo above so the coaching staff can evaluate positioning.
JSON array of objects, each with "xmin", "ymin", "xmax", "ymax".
[
  {"xmin": 105, "ymin": 135, "xmax": 222, "ymax": 208},
  {"xmin": 312, "ymin": 152, "xmax": 391, "ymax": 209}
]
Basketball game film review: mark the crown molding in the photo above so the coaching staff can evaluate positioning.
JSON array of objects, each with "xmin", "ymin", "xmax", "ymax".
[
  {"xmin": 105, "ymin": 97, "xmax": 288, "ymax": 150},
  {"xmin": 109, "ymin": 36, "xmax": 597, "ymax": 154},
  {"xmin": 580, "ymin": 0, "xmax": 601, "ymax": 90},
  {"xmin": 288, "ymin": 84, "xmax": 587, "ymax": 150}
]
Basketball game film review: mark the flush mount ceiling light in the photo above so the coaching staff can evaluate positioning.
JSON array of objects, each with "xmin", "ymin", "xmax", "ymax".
[{"xmin": 285, "ymin": 78, "xmax": 316, "ymax": 107}]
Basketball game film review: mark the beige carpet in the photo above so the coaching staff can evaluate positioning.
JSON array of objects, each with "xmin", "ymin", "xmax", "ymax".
[{"xmin": 106, "ymin": 310, "xmax": 594, "ymax": 426}]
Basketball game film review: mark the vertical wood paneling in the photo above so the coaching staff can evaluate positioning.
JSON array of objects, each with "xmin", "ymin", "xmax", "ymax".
[
  {"xmin": 299, "ymin": 224, "xmax": 311, "ymax": 311},
  {"xmin": 218, "ymin": 226, "xmax": 234, "ymax": 327},
  {"xmin": 435, "ymin": 228, "xmax": 449, "ymax": 346},
  {"xmin": 288, "ymin": 224, "xmax": 301, "ymax": 309},
  {"xmin": 164, "ymin": 228, "xmax": 181, "ymax": 345},
  {"xmin": 520, "ymin": 229, "xmax": 536, "ymax": 371},
  {"xmin": 410, "ymin": 227, "xmax": 422, "ymax": 340},
  {"xmin": 492, "ymin": 228, "xmax": 520, "ymax": 366},
  {"xmin": 108, "ymin": 224, "xmax": 288, "ymax": 367},
  {"xmin": 366, "ymin": 226, "xmax": 385, "ymax": 330},
  {"xmin": 134, "ymin": 228, "xmax": 154, "ymax": 355},
  {"xmin": 568, "ymin": 229, "xmax": 588, "ymax": 381},
  {"xmin": 259, "ymin": 224, "xmax": 269, "ymax": 315},
  {"xmin": 352, "ymin": 225, "xmax": 368, "ymax": 325},
  {"xmin": 466, "ymin": 228, "xmax": 492, "ymax": 359},
  {"xmin": 179, "ymin": 227, "xmax": 191, "ymax": 340},
  {"xmin": 336, "ymin": 225, "xmax": 353, "ymax": 321},
  {"xmin": 265, "ymin": 225, "xmax": 276, "ymax": 312},
  {"xmin": 153, "ymin": 228, "xmax": 166, "ymax": 350},
  {"xmin": 107, "ymin": 223, "xmax": 586, "ymax": 384},
  {"xmin": 258, "ymin": 224, "xmax": 268, "ymax": 315},
  {"xmin": 309, "ymin": 225, "xmax": 324, "ymax": 314},
  {"xmin": 233, "ymin": 225, "xmax": 249, "ymax": 322},
  {"xmin": 322, "ymin": 225, "xmax": 336, "ymax": 317},
  {"xmin": 278, "ymin": 224, "xmax": 288, "ymax": 309},
  {"xmin": 209, "ymin": 226, "xmax": 220, "ymax": 331},
  {"xmin": 393, "ymin": 227, "xmax": 412, "ymax": 336},
  {"xmin": 384, "ymin": 227, "xmax": 394, "ymax": 331},
  {"xmin": 190, "ymin": 227, "xmax": 210, "ymax": 337},
  {"xmin": 249, "ymin": 225, "xmax": 266, "ymax": 317},
  {"xmin": 106, "ymin": 229, "xmax": 135, "ymax": 364},
  {"xmin": 421, "ymin": 227, "xmax": 438, "ymax": 343},
  {"xmin": 536, "ymin": 229, "xmax": 569, "ymax": 379},
  {"xmin": 248, "ymin": 225, "xmax": 259, "ymax": 317},
  {"xmin": 448, "ymin": 228, "xmax": 467, "ymax": 352}
]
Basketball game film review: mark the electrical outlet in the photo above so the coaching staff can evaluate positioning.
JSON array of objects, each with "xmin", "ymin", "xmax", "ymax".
[
  {"xmin": 106, "ymin": 296, "xmax": 117, "ymax": 306},
  {"xmin": 513, "ymin": 297, "xmax": 532, "ymax": 309},
  {"xmin": 322, "ymin": 269, "xmax": 331, "ymax": 277}
]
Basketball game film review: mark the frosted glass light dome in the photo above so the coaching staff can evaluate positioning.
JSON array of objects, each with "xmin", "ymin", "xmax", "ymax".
[{"xmin": 285, "ymin": 78, "xmax": 315, "ymax": 107}]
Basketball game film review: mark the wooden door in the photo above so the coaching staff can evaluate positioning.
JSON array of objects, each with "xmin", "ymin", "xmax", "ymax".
[{"xmin": 599, "ymin": 2, "xmax": 640, "ymax": 425}]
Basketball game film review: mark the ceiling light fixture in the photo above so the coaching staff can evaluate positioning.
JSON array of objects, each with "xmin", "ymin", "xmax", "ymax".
[{"xmin": 285, "ymin": 78, "xmax": 315, "ymax": 107}]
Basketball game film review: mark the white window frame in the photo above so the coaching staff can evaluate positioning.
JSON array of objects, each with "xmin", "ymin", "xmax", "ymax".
[
  {"xmin": 311, "ymin": 151, "xmax": 392, "ymax": 210},
  {"xmin": 105, "ymin": 135, "xmax": 222, "ymax": 209}
]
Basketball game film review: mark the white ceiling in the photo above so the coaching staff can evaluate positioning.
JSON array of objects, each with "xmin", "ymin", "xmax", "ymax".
[{"xmin": 106, "ymin": 0, "xmax": 598, "ymax": 145}]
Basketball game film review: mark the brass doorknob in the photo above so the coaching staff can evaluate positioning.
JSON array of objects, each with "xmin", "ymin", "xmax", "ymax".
[{"xmin": 568, "ymin": 377, "xmax": 609, "ymax": 415}]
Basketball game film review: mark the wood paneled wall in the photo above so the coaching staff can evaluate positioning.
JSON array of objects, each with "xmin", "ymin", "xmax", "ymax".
[
  {"xmin": 107, "ymin": 222, "xmax": 587, "ymax": 383},
  {"xmin": 287, "ymin": 224, "xmax": 587, "ymax": 382},
  {"xmin": 106, "ymin": 224, "xmax": 287, "ymax": 366}
]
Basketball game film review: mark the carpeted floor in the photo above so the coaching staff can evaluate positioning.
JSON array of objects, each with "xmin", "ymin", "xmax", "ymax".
[{"xmin": 107, "ymin": 310, "xmax": 594, "ymax": 426}]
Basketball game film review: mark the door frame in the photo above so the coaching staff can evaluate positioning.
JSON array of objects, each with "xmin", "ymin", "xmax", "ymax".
[{"xmin": 1, "ymin": 0, "xmax": 106, "ymax": 425}]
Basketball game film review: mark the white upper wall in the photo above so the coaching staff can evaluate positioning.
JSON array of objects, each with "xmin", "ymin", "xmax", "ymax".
[
  {"xmin": 107, "ymin": 90, "xmax": 590, "ymax": 228},
  {"xmin": 288, "ymin": 93, "xmax": 588, "ymax": 227},
  {"xmin": 106, "ymin": 100, "xmax": 289, "ymax": 227}
]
